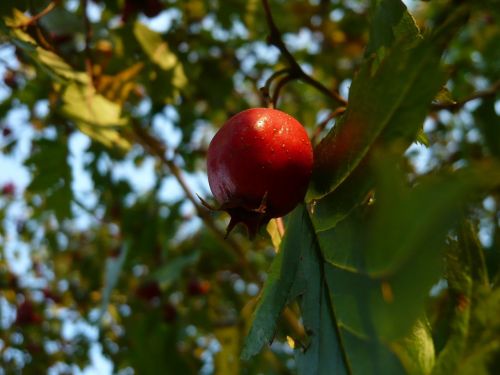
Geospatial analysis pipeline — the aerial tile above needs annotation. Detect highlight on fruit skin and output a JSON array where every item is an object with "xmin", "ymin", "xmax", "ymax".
[{"xmin": 205, "ymin": 108, "xmax": 313, "ymax": 238}]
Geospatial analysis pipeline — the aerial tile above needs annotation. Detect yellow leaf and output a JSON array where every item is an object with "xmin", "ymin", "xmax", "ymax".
[
  {"xmin": 266, "ymin": 219, "xmax": 283, "ymax": 251},
  {"xmin": 215, "ymin": 326, "xmax": 240, "ymax": 375},
  {"xmin": 286, "ymin": 335, "xmax": 296, "ymax": 349}
]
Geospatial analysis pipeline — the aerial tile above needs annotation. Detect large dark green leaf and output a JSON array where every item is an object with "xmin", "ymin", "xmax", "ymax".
[
  {"xmin": 366, "ymin": 0, "xmax": 420, "ymax": 57},
  {"xmin": 310, "ymin": 36, "xmax": 444, "ymax": 199},
  {"xmin": 241, "ymin": 205, "xmax": 307, "ymax": 360},
  {"xmin": 317, "ymin": 162, "xmax": 500, "ymax": 342},
  {"xmin": 293, "ymin": 210, "xmax": 348, "ymax": 375}
]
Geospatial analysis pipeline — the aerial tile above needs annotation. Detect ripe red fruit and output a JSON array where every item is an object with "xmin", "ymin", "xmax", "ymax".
[
  {"xmin": 1, "ymin": 182, "xmax": 15, "ymax": 196},
  {"xmin": 206, "ymin": 108, "xmax": 313, "ymax": 237},
  {"xmin": 15, "ymin": 300, "xmax": 42, "ymax": 326},
  {"xmin": 162, "ymin": 303, "xmax": 177, "ymax": 323},
  {"xmin": 187, "ymin": 279, "xmax": 211, "ymax": 296},
  {"xmin": 2, "ymin": 127, "xmax": 12, "ymax": 137},
  {"xmin": 3, "ymin": 70, "xmax": 17, "ymax": 89},
  {"xmin": 135, "ymin": 281, "xmax": 162, "ymax": 301}
]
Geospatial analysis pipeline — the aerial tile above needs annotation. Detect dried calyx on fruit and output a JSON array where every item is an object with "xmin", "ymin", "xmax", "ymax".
[{"xmin": 204, "ymin": 108, "xmax": 313, "ymax": 238}]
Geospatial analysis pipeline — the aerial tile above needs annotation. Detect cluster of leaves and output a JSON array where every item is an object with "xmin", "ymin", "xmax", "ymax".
[{"xmin": 0, "ymin": 0, "xmax": 499, "ymax": 374}]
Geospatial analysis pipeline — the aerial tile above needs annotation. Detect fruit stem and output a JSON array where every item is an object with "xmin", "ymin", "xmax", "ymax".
[
  {"xmin": 261, "ymin": 0, "xmax": 347, "ymax": 107},
  {"xmin": 13, "ymin": 1, "xmax": 58, "ymax": 28}
]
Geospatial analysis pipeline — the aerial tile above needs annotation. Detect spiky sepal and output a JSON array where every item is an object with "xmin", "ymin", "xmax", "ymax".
[{"xmin": 198, "ymin": 193, "xmax": 270, "ymax": 239}]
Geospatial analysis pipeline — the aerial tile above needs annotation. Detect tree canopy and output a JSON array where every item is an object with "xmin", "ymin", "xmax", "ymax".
[{"xmin": 0, "ymin": 0, "xmax": 499, "ymax": 373}]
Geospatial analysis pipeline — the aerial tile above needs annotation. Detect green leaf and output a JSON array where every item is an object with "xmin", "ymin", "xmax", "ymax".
[
  {"xmin": 293, "ymin": 211, "xmax": 349, "ymax": 375},
  {"xmin": 433, "ymin": 86, "xmax": 456, "ymax": 106},
  {"xmin": 26, "ymin": 138, "xmax": 73, "ymax": 221},
  {"xmin": 432, "ymin": 221, "xmax": 490, "ymax": 375},
  {"xmin": 151, "ymin": 251, "xmax": 201, "ymax": 287},
  {"xmin": 391, "ymin": 319, "xmax": 435, "ymax": 375},
  {"xmin": 317, "ymin": 161, "xmax": 500, "ymax": 343},
  {"xmin": 98, "ymin": 242, "xmax": 130, "ymax": 322},
  {"xmin": 123, "ymin": 310, "xmax": 191, "ymax": 373},
  {"xmin": 457, "ymin": 287, "xmax": 500, "ymax": 374},
  {"xmin": 366, "ymin": 0, "xmax": 420, "ymax": 57},
  {"xmin": 311, "ymin": 166, "xmax": 374, "ymax": 232},
  {"xmin": 241, "ymin": 205, "xmax": 307, "ymax": 360},
  {"xmin": 310, "ymin": 38, "xmax": 444, "ymax": 199},
  {"xmin": 475, "ymin": 97, "xmax": 500, "ymax": 158},
  {"xmin": 324, "ymin": 267, "xmax": 407, "ymax": 374}
]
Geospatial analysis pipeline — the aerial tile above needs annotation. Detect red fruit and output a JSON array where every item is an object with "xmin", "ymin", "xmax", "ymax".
[
  {"xmin": 135, "ymin": 281, "xmax": 162, "ymax": 301},
  {"xmin": 121, "ymin": 0, "xmax": 163, "ymax": 21},
  {"xmin": 142, "ymin": 0, "xmax": 164, "ymax": 18},
  {"xmin": 15, "ymin": 300, "xmax": 42, "ymax": 326},
  {"xmin": 163, "ymin": 303, "xmax": 177, "ymax": 323},
  {"xmin": 42, "ymin": 289, "xmax": 62, "ymax": 303},
  {"xmin": 49, "ymin": 32, "xmax": 73, "ymax": 46},
  {"xmin": 3, "ymin": 70, "xmax": 17, "ymax": 89},
  {"xmin": 187, "ymin": 279, "xmax": 211, "ymax": 296},
  {"xmin": 1, "ymin": 182, "xmax": 15, "ymax": 196},
  {"xmin": 2, "ymin": 127, "xmax": 12, "ymax": 137},
  {"xmin": 206, "ymin": 108, "xmax": 313, "ymax": 237}
]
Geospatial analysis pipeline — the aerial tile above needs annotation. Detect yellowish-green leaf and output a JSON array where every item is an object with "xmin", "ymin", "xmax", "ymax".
[
  {"xmin": 36, "ymin": 48, "xmax": 89, "ymax": 83},
  {"xmin": 172, "ymin": 63, "xmax": 188, "ymax": 89},
  {"xmin": 266, "ymin": 219, "xmax": 282, "ymax": 250},
  {"xmin": 214, "ymin": 326, "xmax": 240, "ymax": 375},
  {"xmin": 61, "ymin": 83, "xmax": 127, "ymax": 127},
  {"xmin": 391, "ymin": 319, "xmax": 435, "ymax": 375},
  {"xmin": 134, "ymin": 22, "xmax": 178, "ymax": 70},
  {"xmin": 77, "ymin": 123, "xmax": 131, "ymax": 151},
  {"xmin": 61, "ymin": 83, "xmax": 131, "ymax": 150}
]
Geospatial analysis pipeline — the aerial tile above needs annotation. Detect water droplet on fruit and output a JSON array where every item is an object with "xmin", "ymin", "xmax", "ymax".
[{"xmin": 255, "ymin": 118, "xmax": 266, "ymax": 130}]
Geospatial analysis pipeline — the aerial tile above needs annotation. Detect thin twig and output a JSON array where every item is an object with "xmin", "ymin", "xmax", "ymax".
[
  {"xmin": 14, "ymin": 1, "xmax": 58, "ymax": 28},
  {"xmin": 261, "ymin": 0, "xmax": 346, "ymax": 107},
  {"xmin": 81, "ymin": 0, "xmax": 96, "ymax": 88},
  {"xmin": 261, "ymin": 68, "xmax": 291, "ymax": 108},
  {"xmin": 431, "ymin": 80, "xmax": 500, "ymax": 111},
  {"xmin": 271, "ymin": 74, "xmax": 296, "ymax": 107}
]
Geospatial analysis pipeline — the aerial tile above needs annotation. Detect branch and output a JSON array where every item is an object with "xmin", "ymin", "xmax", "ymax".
[
  {"xmin": 260, "ymin": 68, "xmax": 291, "ymax": 107},
  {"xmin": 271, "ymin": 74, "xmax": 295, "ymax": 107},
  {"xmin": 261, "ymin": 0, "xmax": 346, "ymax": 107},
  {"xmin": 431, "ymin": 80, "xmax": 500, "ymax": 111},
  {"xmin": 81, "ymin": 0, "xmax": 96, "ymax": 87},
  {"xmin": 14, "ymin": 1, "xmax": 58, "ymax": 28}
]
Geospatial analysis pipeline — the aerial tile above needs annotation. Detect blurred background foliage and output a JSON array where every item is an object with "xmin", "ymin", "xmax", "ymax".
[{"xmin": 0, "ymin": 0, "xmax": 499, "ymax": 374}]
